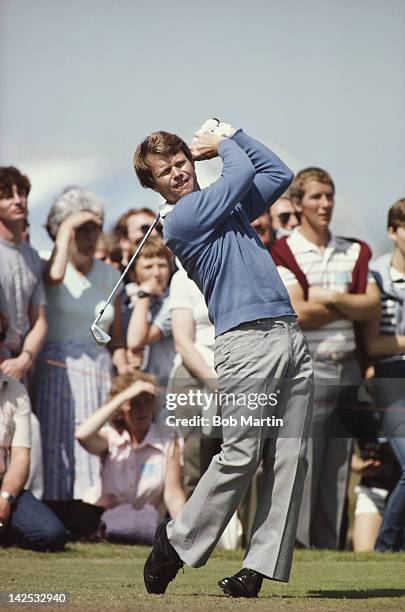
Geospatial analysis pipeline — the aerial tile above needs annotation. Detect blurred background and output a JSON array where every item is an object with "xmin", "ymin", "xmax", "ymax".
[{"xmin": 1, "ymin": 0, "xmax": 404, "ymax": 253}]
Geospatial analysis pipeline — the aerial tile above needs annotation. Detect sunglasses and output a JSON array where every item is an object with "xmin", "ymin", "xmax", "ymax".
[
  {"xmin": 139, "ymin": 224, "xmax": 163, "ymax": 237},
  {"xmin": 278, "ymin": 212, "xmax": 300, "ymax": 225}
]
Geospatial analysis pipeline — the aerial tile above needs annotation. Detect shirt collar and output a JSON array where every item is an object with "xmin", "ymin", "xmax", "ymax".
[
  {"xmin": 116, "ymin": 423, "xmax": 166, "ymax": 453},
  {"xmin": 0, "ymin": 236, "xmax": 20, "ymax": 249},
  {"xmin": 289, "ymin": 228, "xmax": 343, "ymax": 254},
  {"xmin": 158, "ymin": 201, "xmax": 176, "ymax": 221}
]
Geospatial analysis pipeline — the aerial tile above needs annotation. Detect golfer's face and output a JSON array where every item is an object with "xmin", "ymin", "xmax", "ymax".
[{"xmin": 147, "ymin": 151, "xmax": 197, "ymax": 203}]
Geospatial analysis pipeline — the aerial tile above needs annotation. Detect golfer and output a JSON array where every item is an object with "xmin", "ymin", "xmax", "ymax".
[{"xmin": 134, "ymin": 120, "xmax": 314, "ymax": 598}]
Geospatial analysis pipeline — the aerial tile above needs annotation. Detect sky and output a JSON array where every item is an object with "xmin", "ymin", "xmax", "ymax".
[{"xmin": 1, "ymin": 0, "xmax": 404, "ymax": 254}]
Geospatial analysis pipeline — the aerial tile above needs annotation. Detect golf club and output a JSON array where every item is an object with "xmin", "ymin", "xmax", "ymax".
[{"xmin": 90, "ymin": 213, "xmax": 161, "ymax": 345}]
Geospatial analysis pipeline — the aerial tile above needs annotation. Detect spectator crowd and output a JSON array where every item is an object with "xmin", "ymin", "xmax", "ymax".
[{"xmin": 0, "ymin": 155, "xmax": 404, "ymax": 554}]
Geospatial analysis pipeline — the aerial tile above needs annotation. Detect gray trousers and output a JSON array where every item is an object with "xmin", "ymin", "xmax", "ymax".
[
  {"xmin": 167, "ymin": 316, "xmax": 313, "ymax": 581},
  {"xmin": 296, "ymin": 356, "xmax": 359, "ymax": 549}
]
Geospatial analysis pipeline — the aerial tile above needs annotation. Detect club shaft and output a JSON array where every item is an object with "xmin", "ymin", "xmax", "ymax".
[{"xmin": 95, "ymin": 214, "xmax": 161, "ymax": 318}]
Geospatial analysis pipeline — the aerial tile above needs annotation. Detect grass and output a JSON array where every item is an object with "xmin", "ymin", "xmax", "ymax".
[{"xmin": 1, "ymin": 544, "xmax": 405, "ymax": 610}]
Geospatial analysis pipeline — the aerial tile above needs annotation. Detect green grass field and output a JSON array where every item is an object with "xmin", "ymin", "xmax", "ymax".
[{"xmin": 1, "ymin": 544, "xmax": 405, "ymax": 611}]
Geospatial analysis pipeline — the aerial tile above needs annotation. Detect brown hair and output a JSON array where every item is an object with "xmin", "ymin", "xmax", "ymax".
[
  {"xmin": 132, "ymin": 235, "xmax": 172, "ymax": 266},
  {"xmin": 388, "ymin": 198, "xmax": 405, "ymax": 230},
  {"xmin": 290, "ymin": 167, "xmax": 335, "ymax": 203},
  {"xmin": 0, "ymin": 166, "xmax": 31, "ymax": 199},
  {"xmin": 108, "ymin": 370, "xmax": 156, "ymax": 433},
  {"xmin": 133, "ymin": 131, "xmax": 193, "ymax": 189},
  {"xmin": 113, "ymin": 207, "xmax": 156, "ymax": 240},
  {"xmin": 96, "ymin": 232, "xmax": 122, "ymax": 264}
]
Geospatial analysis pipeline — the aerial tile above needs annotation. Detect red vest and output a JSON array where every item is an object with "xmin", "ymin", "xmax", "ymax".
[{"xmin": 270, "ymin": 236, "xmax": 372, "ymax": 299}]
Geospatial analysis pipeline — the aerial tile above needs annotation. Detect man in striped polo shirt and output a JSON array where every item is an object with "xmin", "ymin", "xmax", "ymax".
[{"xmin": 271, "ymin": 167, "xmax": 380, "ymax": 549}]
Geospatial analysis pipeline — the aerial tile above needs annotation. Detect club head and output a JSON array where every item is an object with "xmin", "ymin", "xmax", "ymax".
[{"xmin": 90, "ymin": 323, "xmax": 111, "ymax": 346}]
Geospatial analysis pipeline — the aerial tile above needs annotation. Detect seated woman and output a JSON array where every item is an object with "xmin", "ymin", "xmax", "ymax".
[{"xmin": 75, "ymin": 371, "xmax": 186, "ymax": 544}]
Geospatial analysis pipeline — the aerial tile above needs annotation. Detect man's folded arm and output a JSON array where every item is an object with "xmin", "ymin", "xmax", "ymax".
[{"xmin": 232, "ymin": 130, "xmax": 294, "ymax": 222}]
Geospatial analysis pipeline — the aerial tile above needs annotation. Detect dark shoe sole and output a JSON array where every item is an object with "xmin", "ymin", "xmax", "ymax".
[{"xmin": 217, "ymin": 577, "xmax": 259, "ymax": 598}]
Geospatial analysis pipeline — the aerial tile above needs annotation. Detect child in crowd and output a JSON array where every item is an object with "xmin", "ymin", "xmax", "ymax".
[{"xmin": 124, "ymin": 237, "xmax": 175, "ymax": 387}]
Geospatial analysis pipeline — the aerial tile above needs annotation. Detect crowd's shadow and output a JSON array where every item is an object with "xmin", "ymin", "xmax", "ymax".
[{"xmin": 307, "ymin": 589, "xmax": 405, "ymax": 599}]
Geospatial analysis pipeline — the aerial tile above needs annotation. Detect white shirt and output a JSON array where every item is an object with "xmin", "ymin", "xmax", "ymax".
[
  {"xmin": 169, "ymin": 267, "xmax": 215, "ymax": 369},
  {"xmin": 277, "ymin": 228, "xmax": 372, "ymax": 358},
  {"xmin": 0, "ymin": 373, "xmax": 31, "ymax": 481}
]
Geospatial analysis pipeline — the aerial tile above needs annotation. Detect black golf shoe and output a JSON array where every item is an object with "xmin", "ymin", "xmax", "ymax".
[
  {"xmin": 218, "ymin": 568, "xmax": 263, "ymax": 598},
  {"xmin": 143, "ymin": 518, "xmax": 183, "ymax": 594}
]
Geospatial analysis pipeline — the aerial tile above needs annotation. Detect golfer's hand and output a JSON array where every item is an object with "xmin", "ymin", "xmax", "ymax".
[
  {"xmin": 196, "ymin": 118, "xmax": 236, "ymax": 138},
  {"xmin": 190, "ymin": 132, "xmax": 225, "ymax": 161},
  {"xmin": 120, "ymin": 380, "xmax": 156, "ymax": 404}
]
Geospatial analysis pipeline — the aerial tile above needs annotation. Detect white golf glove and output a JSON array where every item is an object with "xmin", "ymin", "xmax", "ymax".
[{"xmin": 193, "ymin": 118, "xmax": 235, "ymax": 141}]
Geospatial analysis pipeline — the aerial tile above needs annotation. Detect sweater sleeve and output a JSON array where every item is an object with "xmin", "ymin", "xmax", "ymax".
[
  {"xmin": 164, "ymin": 138, "xmax": 255, "ymax": 242},
  {"xmin": 231, "ymin": 130, "xmax": 294, "ymax": 222}
]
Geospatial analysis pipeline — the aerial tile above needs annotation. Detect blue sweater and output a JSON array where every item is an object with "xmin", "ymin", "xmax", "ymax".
[{"xmin": 163, "ymin": 129, "xmax": 295, "ymax": 336}]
